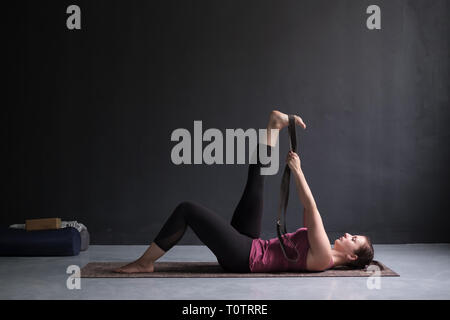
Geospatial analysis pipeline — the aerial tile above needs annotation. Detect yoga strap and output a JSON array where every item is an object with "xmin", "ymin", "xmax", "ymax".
[{"xmin": 276, "ymin": 115, "xmax": 300, "ymax": 263}]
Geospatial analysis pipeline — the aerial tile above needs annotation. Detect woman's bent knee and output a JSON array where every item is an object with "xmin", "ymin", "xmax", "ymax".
[{"xmin": 175, "ymin": 201, "xmax": 198, "ymax": 213}]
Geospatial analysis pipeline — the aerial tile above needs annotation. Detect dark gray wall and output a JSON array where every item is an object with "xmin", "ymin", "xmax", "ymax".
[{"xmin": 4, "ymin": 0, "xmax": 450, "ymax": 244}]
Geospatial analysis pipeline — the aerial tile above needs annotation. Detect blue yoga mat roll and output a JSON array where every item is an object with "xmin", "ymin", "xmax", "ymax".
[{"xmin": 0, "ymin": 227, "xmax": 81, "ymax": 256}]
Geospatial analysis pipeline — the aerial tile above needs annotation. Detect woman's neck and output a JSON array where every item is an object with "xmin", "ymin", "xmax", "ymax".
[{"xmin": 331, "ymin": 248, "xmax": 348, "ymax": 267}]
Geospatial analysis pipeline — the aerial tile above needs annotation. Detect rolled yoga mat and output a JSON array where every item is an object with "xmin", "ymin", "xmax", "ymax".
[{"xmin": 80, "ymin": 260, "xmax": 399, "ymax": 278}]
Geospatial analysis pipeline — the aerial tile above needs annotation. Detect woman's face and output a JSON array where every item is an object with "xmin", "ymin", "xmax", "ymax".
[{"xmin": 334, "ymin": 233, "xmax": 366, "ymax": 254}]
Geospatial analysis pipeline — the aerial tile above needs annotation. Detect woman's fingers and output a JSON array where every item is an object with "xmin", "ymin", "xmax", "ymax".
[
  {"xmin": 286, "ymin": 151, "xmax": 301, "ymax": 171},
  {"xmin": 286, "ymin": 153, "xmax": 292, "ymax": 162},
  {"xmin": 286, "ymin": 151, "xmax": 299, "ymax": 162}
]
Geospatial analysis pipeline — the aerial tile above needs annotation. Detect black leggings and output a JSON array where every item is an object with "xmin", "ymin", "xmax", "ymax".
[{"xmin": 153, "ymin": 143, "xmax": 272, "ymax": 272}]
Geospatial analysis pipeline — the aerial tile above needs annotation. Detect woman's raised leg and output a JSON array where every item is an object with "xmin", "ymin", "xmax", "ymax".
[
  {"xmin": 230, "ymin": 110, "xmax": 306, "ymax": 238},
  {"xmin": 229, "ymin": 142, "xmax": 271, "ymax": 239}
]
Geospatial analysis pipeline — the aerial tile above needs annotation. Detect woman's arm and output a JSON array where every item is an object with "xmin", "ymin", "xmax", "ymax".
[
  {"xmin": 292, "ymin": 166, "xmax": 317, "ymax": 211},
  {"xmin": 287, "ymin": 152, "xmax": 332, "ymax": 269}
]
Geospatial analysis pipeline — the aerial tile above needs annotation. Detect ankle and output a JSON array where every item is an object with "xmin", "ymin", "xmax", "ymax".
[{"xmin": 137, "ymin": 256, "xmax": 154, "ymax": 267}]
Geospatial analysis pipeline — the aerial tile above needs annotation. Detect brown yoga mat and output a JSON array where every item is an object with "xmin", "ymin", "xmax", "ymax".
[{"xmin": 80, "ymin": 260, "xmax": 399, "ymax": 278}]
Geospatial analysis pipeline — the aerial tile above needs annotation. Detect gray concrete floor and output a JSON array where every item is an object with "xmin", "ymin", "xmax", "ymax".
[{"xmin": 0, "ymin": 244, "xmax": 449, "ymax": 300}]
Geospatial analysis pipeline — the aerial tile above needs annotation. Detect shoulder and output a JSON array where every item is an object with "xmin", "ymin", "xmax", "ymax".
[{"xmin": 306, "ymin": 251, "xmax": 333, "ymax": 272}]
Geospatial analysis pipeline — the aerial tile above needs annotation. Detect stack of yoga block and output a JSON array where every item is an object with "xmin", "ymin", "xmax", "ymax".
[{"xmin": 0, "ymin": 218, "xmax": 90, "ymax": 256}]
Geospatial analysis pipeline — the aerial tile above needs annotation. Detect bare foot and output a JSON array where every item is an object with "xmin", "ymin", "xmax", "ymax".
[
  {"xmin": 268, "ymin": 110, "xmax": 307, "ymax": 130},
  {"xmin": 113, "ymin": 260, "xmax": 154, "ymax": 273}
]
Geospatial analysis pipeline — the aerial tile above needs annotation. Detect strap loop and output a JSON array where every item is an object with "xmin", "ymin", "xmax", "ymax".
[{"xmin": 276, "ymin": 115, "xmax": 300, "ymax": 263}]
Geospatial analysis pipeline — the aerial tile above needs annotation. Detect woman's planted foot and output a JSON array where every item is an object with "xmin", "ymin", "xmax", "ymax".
[
  {"xmin": 113, "ymin": 259, "xmax": 154, "ymax": 273},
  {"xmin": 268, "ymin": 110, "xmax": 307, "ymax": 131}
]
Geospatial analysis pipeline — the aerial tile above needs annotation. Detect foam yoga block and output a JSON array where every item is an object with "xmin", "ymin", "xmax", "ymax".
[
  {"xmin": 0, "ymin": 227, "xmax": 81, "ymax": 256},
  {"xmin": 25, "ymin": 217, "xmax": 62, "ymax": 231}
]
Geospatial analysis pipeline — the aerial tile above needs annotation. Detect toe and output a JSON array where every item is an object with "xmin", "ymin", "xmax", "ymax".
[{"xmin": 295, "ymin": 116, "xmax": 306, "ymax": 129}]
